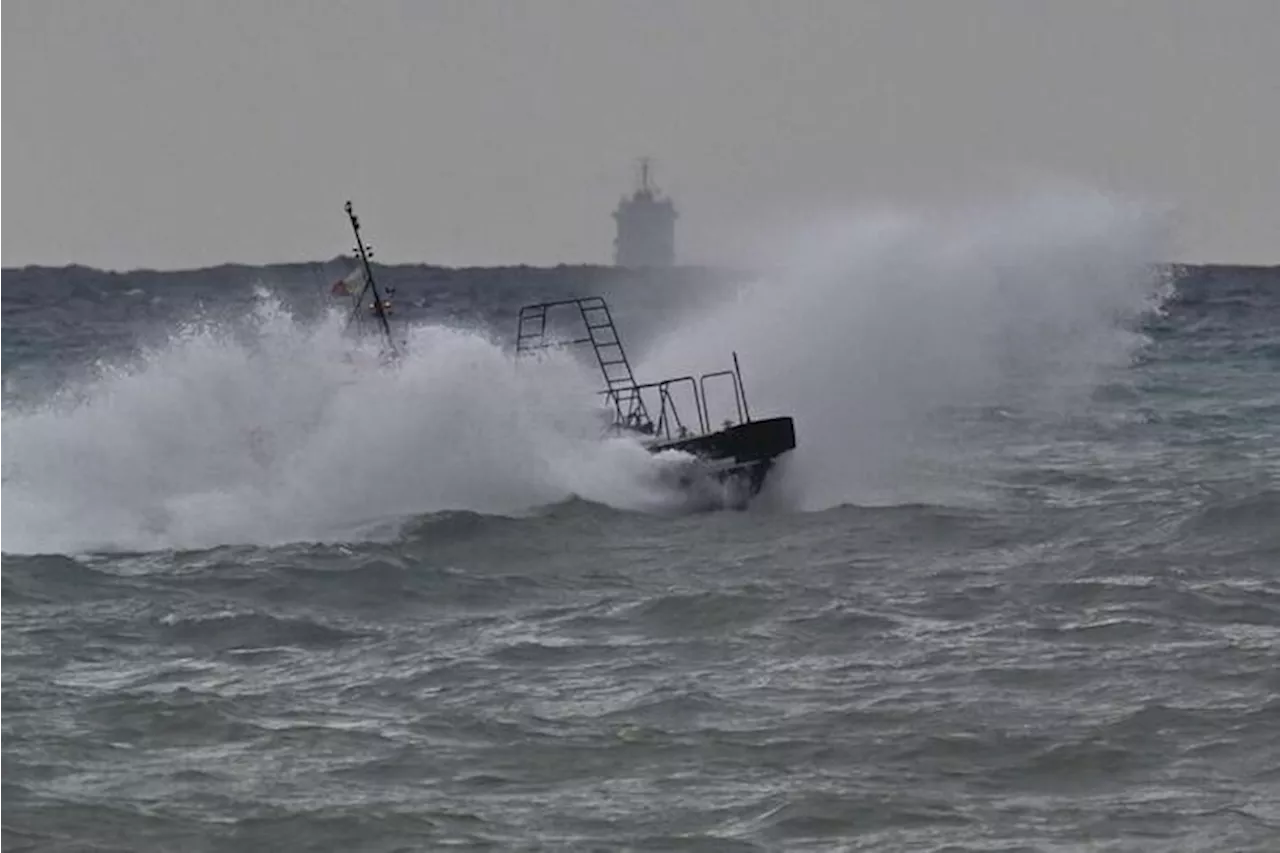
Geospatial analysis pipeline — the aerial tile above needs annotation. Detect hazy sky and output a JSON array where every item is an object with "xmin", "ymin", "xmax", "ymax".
[{"xmin": 4, "ymin": 0, "xmax": 1278, "ymax": 270}]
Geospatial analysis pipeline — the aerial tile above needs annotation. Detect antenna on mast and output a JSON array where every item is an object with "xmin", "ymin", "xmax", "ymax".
[
  {"xmin": 634, "ymin": 156, "xmax": 657, "ymax": 197},
  {"xmin": 343, "ymin": 200, "xmax": 398, "ymax": 360}
]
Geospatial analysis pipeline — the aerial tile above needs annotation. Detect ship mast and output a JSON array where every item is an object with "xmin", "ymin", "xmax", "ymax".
[
  {"xmin": 343, "ymin": 200, "xmax": 398, "ymax": 360},
  {"xmin": 639, "ymin": 156, "xmax": 652, "ymax": 195}
]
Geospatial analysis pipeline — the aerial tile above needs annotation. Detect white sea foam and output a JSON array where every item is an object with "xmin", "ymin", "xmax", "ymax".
[{"xmin": 1, "ymin": 293, "xmax": 691, "ymax": 553}]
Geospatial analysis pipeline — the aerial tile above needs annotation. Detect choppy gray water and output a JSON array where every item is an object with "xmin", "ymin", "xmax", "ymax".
[{"xmin": 4, "ymin": 201, "xmax": 1279, "ymax": 850}]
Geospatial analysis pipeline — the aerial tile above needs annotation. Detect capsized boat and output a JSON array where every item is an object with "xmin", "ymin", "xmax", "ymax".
[{"xmin": 515, "ymin": 297, "xmax": 797, "ymax": 502}]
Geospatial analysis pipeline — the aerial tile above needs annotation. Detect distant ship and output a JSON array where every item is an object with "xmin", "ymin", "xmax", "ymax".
[{"xmin": 612, "ymin": 158, "xmax": 677, "ymax": 268}]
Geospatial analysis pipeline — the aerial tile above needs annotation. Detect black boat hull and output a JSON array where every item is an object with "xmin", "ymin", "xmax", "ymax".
[{"xmin": 648, "ymin": 416, "xmax": 796, "ymax": 501}]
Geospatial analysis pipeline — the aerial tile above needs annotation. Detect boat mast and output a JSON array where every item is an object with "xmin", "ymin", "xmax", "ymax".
[{"xmin": 344, "ymin": 200, "xmax": 398, "ymax": 359}]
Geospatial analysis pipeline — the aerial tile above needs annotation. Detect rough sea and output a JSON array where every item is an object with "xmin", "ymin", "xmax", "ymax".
[{"xmin": 4, "ymin": 193, "xmax": 1278, "ymax": 851}]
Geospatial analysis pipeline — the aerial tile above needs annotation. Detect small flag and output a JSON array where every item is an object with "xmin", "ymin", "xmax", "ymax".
[{"xmin": 331, "ymin": 266, "xmax": 365, "ymax": 296}]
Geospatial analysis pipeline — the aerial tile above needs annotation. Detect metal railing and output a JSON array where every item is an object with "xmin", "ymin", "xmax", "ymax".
[
  {"xmin": 516, "ymin": 297, "xmax": 756, "ymax": 443},
  {"xmin": 600, "ymin": 360, "xmax": 753, "ymax": 443}
]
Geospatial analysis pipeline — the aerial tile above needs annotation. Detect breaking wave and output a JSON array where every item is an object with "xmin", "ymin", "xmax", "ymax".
[
  {"xmin": 2, "ymin": 185, "xmax": 1173, "ymax": 553},
  {"xmin": 1, "ymin": 296, "xmax": 695, "ymax": 554}
]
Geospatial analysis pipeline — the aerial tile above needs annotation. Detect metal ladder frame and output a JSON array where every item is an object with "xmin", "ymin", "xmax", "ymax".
[{"xmin": 515, "ymin": 297, "xmax": 652, "ymax": 428}]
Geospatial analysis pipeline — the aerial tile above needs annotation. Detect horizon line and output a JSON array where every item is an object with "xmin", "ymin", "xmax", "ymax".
[{"xmin": 4, "ymin": 256, "xmax": 1277, "ymax": 277}]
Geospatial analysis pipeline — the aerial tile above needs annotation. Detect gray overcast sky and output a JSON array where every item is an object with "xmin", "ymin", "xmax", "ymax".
[{"xmin": 3, "ymin": 0, "xmax": 1278, "ymax": 270}]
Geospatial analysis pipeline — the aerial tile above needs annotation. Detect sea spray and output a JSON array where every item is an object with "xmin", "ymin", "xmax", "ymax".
[
  {"xmin": 639, "ymin": 186, "xmax": 1172, "ymax": 510},
  {"xmin": 1, "ymin": 292, "xmax": 692, "ymax": 554},
  {"xmin": 2, "ymin": 187, "xmax": 1175, "ymax": 552}
]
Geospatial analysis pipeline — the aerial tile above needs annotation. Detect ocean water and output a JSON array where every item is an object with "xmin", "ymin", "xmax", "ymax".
[{"xmin": 3, "ymin": 191, "xmax": 1279, "ymax": 851}]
